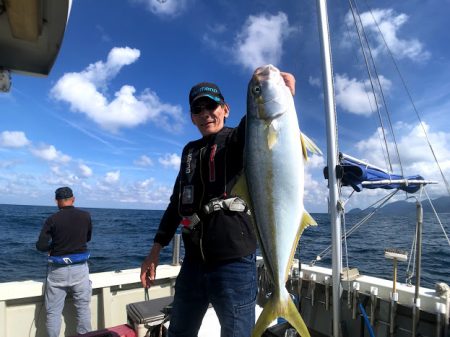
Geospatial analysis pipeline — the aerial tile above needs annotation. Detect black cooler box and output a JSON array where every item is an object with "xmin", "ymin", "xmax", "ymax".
[{"xmin": 126, "ymin": 296, "xmax": 174, "ymax": 337}]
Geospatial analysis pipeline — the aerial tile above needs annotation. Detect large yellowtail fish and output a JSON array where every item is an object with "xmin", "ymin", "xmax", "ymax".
[{"xmin": 233, "ymin": 65, "xmax": 320, "ymax": 337}]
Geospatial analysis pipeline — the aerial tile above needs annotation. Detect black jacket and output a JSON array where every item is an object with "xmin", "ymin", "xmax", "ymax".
[
  {"xmin": 36, "ymin": 206, "xmax": 92, "ymax": 256},
  {"xmin": 154, "ymin": 119, "xmax": 256, "ymax": 263}
]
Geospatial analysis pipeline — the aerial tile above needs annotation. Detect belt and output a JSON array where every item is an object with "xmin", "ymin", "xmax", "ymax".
[
  {"xmin": 48, "ymin": 252, "xmax": 90, "ymax": 265},
  {"xmin": 181, "ymin": 197, "xmax": 250, "ymax": 230}
]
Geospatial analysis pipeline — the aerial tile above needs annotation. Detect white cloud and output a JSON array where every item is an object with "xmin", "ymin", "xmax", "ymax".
[
  {"xmin": 304, "ymin": 154, "xmax": 328, "ymax": 212},
  {"xmin": 105, "ymin": 170, "xmax": 120, "ymax": 184},
  {"xmin": 127, "ymin": 180, "xmax": 172, "ymax": 205},
  {"xmin": 207, "ymin": 23, "xmax": 227, "ymax": 34},
  {"xmin": 354, "ymin": 122, "xmax": 450, "ymax": 197},
  {"xmin": 132, "ymin": 0, "xmax": 188, "ymax": 18},
  {"xmin": 88, "ymin": 177, "xmax": 172, "ymax": 207},
  {"xmin": 136, "ymin": 178, "xmax": 155, "ymax": 189},
  {"xmin": 81, "ymin": 181, "xmax": 93, "ymax": 191},
  {"xmin": 0, "ymin": 131, "xmax": 30, "ymax": 148},
  {"xmin": 30, "ymin": 144, "xmax": 71, "ymax": 163},
  {"xmin": 345, "ymin": 9, "xmax": 430, "ymax": 62},
  {"xmin": 308, "ymin": 76, "xmax": 321, "ymax": 88},
  {"xmin": 0, "ymin": 160, "xmax": 18, "ymax": 169},
  {"xmin": 95, "ymin": 25, "xmax": 111, "ymax": 43},
  {"xmin": 158, "ymin": 153, "xmax": 180, "ymax": 170},
  {"xmin": 306, "ymin": 153, "xmax": 325, "ymax": 169},
  {"xmin": 50, "ymin": 166, "xmax": 62, "ymax": 175},
  {"xmin": 335, "ymin": 74, "xmax": 391, "ymax": 116},
  {"xmin": 134, "ymin": 155, "xmax": 153, "ymax": 167},
  {"xmin": 39, "ymin": 165, "xmax": 82, "ymax": 188},
  {"xmin": 233, "ymin": 12, "xmax": 295, "ymax": 70},
  {"xmin": 51, "ymin": 47, "xmax": 184, "ymax": 133},
  {"xmin": 86, "ymin": 46, "xmax": 141, "ymax": 87},
  {"xmin": 79, "ymin": 164, "xmax": 93, "ymax": 178}
]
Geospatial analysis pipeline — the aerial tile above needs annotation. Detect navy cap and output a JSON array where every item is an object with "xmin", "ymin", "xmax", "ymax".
[
  {"xmin": 55, "ymin": 187, "xmax": 73, "ymax": 200},
  {"xmin": 189, "ymin": 82, "xmax": 225, "ymax": 107}
]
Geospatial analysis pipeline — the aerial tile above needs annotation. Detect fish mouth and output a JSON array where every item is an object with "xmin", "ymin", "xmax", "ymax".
[
  {"xmin": 252, "ymin": 64, "xmax": 287, "ymax": 120},
  {"xmin": 254, "ymin": 64, "xmax": 280, "ymax": 80}
]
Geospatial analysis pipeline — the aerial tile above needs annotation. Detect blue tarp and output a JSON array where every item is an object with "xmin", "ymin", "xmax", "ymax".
[{"xmin": 324, "ymin": 154, "xmax": 425, "ymax": 193}]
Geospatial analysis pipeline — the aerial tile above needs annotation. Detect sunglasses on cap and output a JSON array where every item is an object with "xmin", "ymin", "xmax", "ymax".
[{"xmin": 191, "ymin": 101, "xmax": 221, "ymax": 115}]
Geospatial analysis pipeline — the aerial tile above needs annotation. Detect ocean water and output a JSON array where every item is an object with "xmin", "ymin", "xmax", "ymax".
[{"xmin": 0, "ymin": 204, "xmax": 449, "ymax": 289}]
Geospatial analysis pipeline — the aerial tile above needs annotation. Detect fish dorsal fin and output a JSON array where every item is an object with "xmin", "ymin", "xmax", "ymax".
[{"xmin": 300, "ymin": 132, "xmax": 322, "ymax": 161}]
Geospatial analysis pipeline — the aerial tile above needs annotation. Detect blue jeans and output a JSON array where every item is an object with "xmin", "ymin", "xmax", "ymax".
[
  {"xmin": 45, "ymin": 262, "xmax": 92, "ymax": 337},
  {"xmin": 168, "ymin": 254, "xmax": 257, "ymax": 337}
]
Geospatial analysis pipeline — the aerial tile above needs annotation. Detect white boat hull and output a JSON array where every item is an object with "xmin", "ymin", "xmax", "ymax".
[{"xmin": 0, "ymin": 261, "xmax": 448, "ymax": 337}]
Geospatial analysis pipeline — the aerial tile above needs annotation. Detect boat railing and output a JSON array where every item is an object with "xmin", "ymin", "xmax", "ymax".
[{"xmin": 0, "ymin": 235, "xmax": 183, "ymax": 337}]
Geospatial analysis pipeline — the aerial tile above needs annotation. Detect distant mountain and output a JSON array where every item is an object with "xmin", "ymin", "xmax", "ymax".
[{"xmin": 348, "ymin": 196, "xmax": 450, "ymax": 215}]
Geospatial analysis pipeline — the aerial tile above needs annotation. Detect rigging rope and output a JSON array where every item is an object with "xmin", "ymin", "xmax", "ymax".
[
  {"xmin": 405, "ymin": 190, "xmax": 424, "ymax": 285},
  {"xmin": 324, "ymin": 0, "xmax": 449, "ymax": 289},
  {"xmin": 311, "ymin": 189, "xmax": 399, "ymax": 265},
  {"xmin": 341, "ymin": 207, "xmax": 353, "ymax": 303},
  {"xmin": 357, "ymin": 0, "xmax": 405, "ymax": 176},
  {"xmin": 362, "ymin": 0, "xmax": 450, "ymax": 197},
  {"xmin": 405, "ymin": 225, "xmax": 417, "ymax": 286},
  {"xmin": 424, "ymin": 188, "xmax": 450, "ymax": 246},
  {"xmin": 348, "ymin": 0, "xmax": 406, "ymax": 175},
  {"xmin": 341, "ymin": 4, "xmax": 391, "ymax": 173}
]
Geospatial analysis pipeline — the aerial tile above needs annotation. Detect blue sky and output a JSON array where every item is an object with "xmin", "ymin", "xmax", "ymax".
[{"xmin": 1, "ymin": 0, "xmax": 449, "ymax": 212}]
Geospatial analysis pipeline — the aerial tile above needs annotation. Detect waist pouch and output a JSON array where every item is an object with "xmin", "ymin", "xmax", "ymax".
[{"xmin": 48, "ymin": 252, "xmax": 90, "ymax": 265}]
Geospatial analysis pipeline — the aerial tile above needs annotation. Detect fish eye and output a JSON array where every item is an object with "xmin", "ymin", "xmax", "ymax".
[{"xmin": 252, "ymin": 85, "xmax": 261, "ymax": 95}]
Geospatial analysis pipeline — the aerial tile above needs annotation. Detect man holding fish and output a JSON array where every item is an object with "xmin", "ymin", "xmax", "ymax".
[{"xmin": 141, "ymin": 65, "xmax": 317, "ymax": 337}]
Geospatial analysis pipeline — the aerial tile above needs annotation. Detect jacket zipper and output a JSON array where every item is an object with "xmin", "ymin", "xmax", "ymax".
[{"xmin": 198, "ymin": 146, "xmax": 206, "ymax": 261}]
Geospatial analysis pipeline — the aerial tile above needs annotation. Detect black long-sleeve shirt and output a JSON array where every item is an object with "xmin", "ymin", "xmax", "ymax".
[
  {"xmin": 36, "ymin": 206, "xmax": 92, "ymax": 256},
  {"xmin": 154, "ymin": 119, "xmax": 257, "ymax": 263}
]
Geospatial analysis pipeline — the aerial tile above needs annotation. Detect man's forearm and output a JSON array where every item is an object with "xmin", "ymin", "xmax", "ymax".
[{"xmin": 36, "ymin": 235, "xmax": 51, "ymax": 252}]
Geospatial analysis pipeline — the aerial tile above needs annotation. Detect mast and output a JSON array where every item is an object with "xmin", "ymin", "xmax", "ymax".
[{"xmin": 316, "ymin": 1, "xmax": 342, "ymax": 336}]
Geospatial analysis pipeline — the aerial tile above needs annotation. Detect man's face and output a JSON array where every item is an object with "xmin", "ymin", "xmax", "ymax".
[{"xmin": 190, "ymin": 98, "xmax": 229, "ymax": 136}]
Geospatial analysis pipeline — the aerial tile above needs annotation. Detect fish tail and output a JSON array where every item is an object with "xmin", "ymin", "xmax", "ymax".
[
  {"xmin": 252, "ymin": 289, "xmax": 310, "ymax": 337},
  {"xmin": 283, "ymin": 292, "xmax": 311, "ymax": 337}
]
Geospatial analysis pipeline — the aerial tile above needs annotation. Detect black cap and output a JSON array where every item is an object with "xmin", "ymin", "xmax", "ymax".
[
  {"xmin": 55, "ymin": 187, "xmax": 73, "ymax": 200},
  {"xmin": 189, "ymin": 82, "xmax": 225, "ymax": 107}
]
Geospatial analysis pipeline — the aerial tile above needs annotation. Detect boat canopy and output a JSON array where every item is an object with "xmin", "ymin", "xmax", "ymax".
[
  {"xmin": 0, "ymin": 0, "xmax": 71, "ymax": 77},
  {"xmin": 324, "ymin": 153, "xmax": 426, "ymax": 193}
]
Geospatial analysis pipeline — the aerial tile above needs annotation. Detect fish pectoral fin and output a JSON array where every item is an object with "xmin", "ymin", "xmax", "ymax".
[
  {"xmin": 268, "ymin": 122, "xmax": 278, "ymax": 149},
  {"xmin": 300, "ymin": 132, "xmax": 322, "ymax": 161}
]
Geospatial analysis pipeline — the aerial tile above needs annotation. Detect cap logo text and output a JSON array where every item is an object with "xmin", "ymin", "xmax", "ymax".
[{"xmin": 191, "ymin": 86, "xmax": 219, "ymax": 97}]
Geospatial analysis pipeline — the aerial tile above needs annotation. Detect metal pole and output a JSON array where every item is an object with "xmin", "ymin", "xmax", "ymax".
[
  {"xmin": 414, "ymin": 201, "xmax": 423, "ymax": 300},
  {"xmin": 316, "ymin": 0, "xmax": 342, "ymax": 336},
  {"xmin": 413, "ymin": 201, "xmax": 423, "ymax": 336}
]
